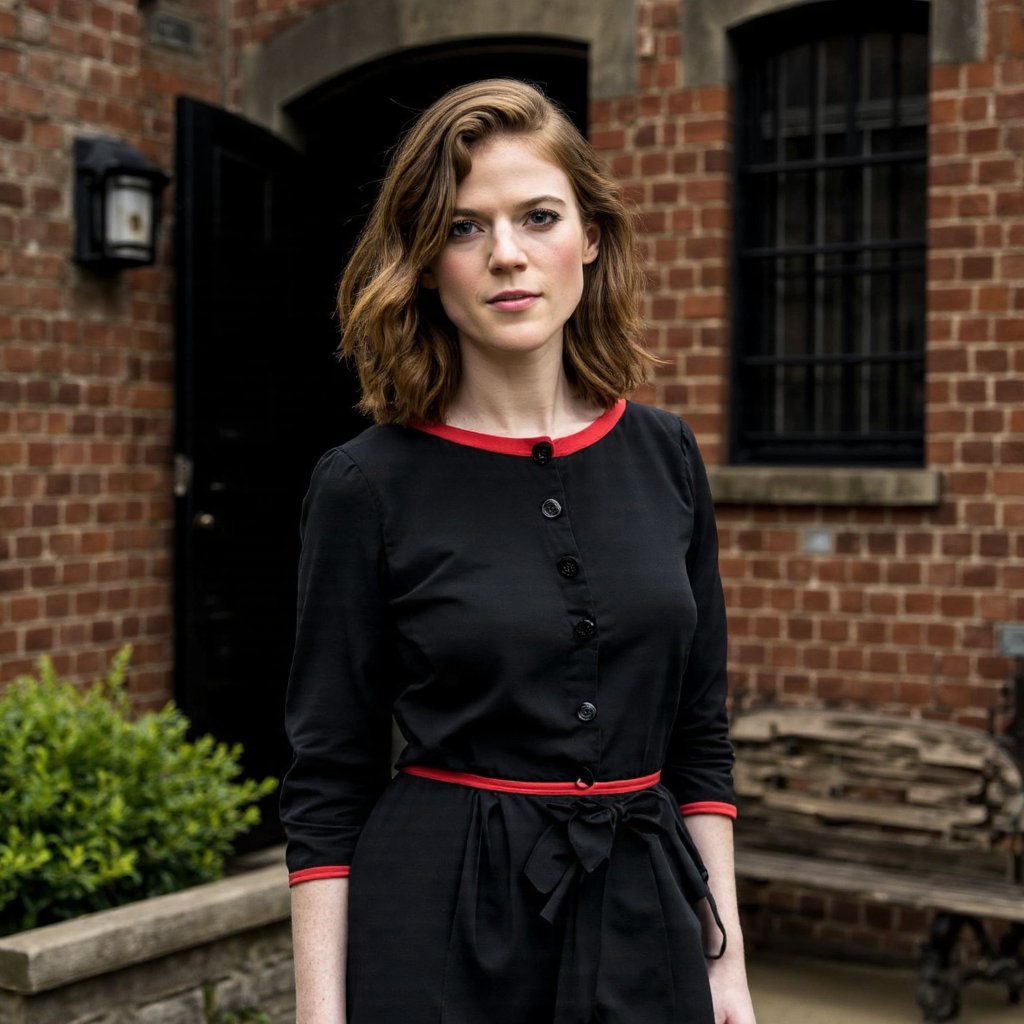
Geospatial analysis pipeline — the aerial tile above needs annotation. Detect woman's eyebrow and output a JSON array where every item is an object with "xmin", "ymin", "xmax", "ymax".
[{"xmin": 452, "ymin": 195, "xmax": 569, "ymax": 218}]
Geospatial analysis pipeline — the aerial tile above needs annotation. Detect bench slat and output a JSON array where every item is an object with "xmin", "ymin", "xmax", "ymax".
[
  {"xmin": 757, "ymin": 788, "xmax": 990, "ymax": 831},
  {"xmin": 736, "ymin": 849, "xmax": 1024, "ymax": 922}
]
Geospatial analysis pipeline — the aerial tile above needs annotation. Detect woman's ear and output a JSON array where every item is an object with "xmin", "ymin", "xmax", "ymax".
[
  {"xmin": 421, "ymin": 267, "xmax": 438, "ymax": 289},
  {"xmin": 582, "ymin": 222, "xmax": 600, "ymax": 265}
]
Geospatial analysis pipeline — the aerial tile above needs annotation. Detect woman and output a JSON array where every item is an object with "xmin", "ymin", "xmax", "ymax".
[{"xmin": 281, "ymin": 79, "xmax": 756, "ymax": 1024}]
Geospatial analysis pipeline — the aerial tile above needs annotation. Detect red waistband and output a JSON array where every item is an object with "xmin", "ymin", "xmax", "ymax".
[{"xmin": 400, "ymin": 765, "xmax": 662, "ymax": 795}]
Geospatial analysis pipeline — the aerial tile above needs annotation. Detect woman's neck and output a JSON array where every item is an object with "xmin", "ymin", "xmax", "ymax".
[{"xmin": 446, "ymin": 344, "xmax": 601, "ymax": 438}]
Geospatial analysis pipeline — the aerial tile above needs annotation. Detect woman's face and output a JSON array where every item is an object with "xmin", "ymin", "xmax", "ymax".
[{"xmin": 422, "ymin": 135, "xmax": 600, "ymax": 364}]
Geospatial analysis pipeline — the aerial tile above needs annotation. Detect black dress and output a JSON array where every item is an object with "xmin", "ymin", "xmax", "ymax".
[{"xmin": 280, "ymin": 399, "xmax": 737, "ymax": 1024}]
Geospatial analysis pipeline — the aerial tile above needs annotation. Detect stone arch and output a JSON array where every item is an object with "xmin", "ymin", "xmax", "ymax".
[
  {"xmin": 242, "ymin": 0, "xmax": 636, "ymax": 138},
  {"xmin": 682, "ymin": 0, "xmax": 986, "ymax": 87}
]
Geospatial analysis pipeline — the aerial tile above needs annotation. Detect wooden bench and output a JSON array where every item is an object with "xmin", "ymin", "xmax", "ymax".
[{"xmin": 731, "ymin": 708, "xmax": 1024, "ymax": 1022}]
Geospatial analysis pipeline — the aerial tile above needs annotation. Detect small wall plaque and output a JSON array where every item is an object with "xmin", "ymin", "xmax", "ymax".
[
  {"xmin": 996, "ymin": 623, "xmax": 1024, "ymax": 657},
  {"xmin": 150, "ymin": 13, "xmax": 198, "ymax": 54},
  {"xmin": 802, "ymin": 528, "xmax": 834, "ymax": 555}
]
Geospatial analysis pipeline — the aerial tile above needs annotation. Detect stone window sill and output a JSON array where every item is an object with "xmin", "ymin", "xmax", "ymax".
[{"xmin": 706, "ymin": 467, "xmax": 944, "ymax": 507}]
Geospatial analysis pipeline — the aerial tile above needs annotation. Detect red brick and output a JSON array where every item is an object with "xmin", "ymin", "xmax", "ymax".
[
  {"xmin": 978, "ymin": 159, "xmax": 1019, "ymax": 185},
  {"xmin": 965, "ymin": 128, "xmax": 999, "ymax": 158},
  {"xmin": 961, "ymin": 96, "xmax": 990, "ymax": 123},
  {"xmin": 955, "ymin": 191, "xmax": 991, "ymax": 217},
  {"xmin": 995, "ymin": 90, "xmax": 1024, "ymax": 120},
  {"xmin": 966, "ymin": 64, "xmax": 995, "ymax": 89},
  {"xmin": 931, "ymin": 161, "xmax": 972, "ymax": 187},
  {"xmin": 929, "ymin": 224, "xmax": 976, "ymax": 249},
  {"xmin": 931, "ymin": 65, "xmax": 962, "ymax": 92}
]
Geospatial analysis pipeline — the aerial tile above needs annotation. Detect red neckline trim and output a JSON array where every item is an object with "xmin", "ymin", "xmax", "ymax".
[{"xmin": 412, "ymin": 398, "xmax": 626, "ymax": 457}]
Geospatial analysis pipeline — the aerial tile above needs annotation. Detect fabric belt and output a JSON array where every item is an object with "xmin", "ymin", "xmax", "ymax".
[
  {"xmin": 401, "ymin": 763, "xmax": 727, "ymax": 1022},
  {"xmin": 400, "ymin": 764, "xmax": 661, "ymax": 795}
]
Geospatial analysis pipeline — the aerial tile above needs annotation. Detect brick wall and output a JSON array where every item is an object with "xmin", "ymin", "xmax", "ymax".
[
  {"xmin": 589, "ymin": 0, "xmax": 1023, "ymax": 738},
  {"xmin": 0, "ymin": 0, "xmax": 222, "ymax": 705}
]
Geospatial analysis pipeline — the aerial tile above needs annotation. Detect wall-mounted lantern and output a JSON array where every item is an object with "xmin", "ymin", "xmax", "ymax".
[{"xmin": 73, "ymin": 136, "xmax": 170, "ymax": 271}]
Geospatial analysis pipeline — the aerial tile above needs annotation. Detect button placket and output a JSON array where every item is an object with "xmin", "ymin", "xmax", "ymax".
[{"xmin": 532, "ymin": 452, "xmax": 600, "ymax": 772}]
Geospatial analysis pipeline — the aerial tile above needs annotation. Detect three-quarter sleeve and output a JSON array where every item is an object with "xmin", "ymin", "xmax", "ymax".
[
  {"xmin": 662, "ymin": 420, "xmax": 737, "ymax": 819},
  {"xmin": 279, "ymin": 447, "xmax": 395, "ymax": 885}
]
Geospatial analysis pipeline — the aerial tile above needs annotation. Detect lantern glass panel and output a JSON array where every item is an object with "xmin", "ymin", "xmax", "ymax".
[{"xmin": 105, "ymin": 174, "xmax": 152, "ymax": 258}]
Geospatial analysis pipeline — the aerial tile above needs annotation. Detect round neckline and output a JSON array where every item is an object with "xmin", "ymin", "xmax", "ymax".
[{"xmin": 412, "ymin": 398, "xmax": 626, "ymax": 457}]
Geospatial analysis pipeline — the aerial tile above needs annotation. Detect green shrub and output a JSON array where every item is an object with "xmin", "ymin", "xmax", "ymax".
[{"xmin": 0, "ymin": 646, "xmax": 277, "ymax": 936}]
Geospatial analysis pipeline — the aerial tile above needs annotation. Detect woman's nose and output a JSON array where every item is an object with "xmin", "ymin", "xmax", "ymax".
[{"xmin": 488, "ymin": 224, "xmax": 527, "ymax": 272}]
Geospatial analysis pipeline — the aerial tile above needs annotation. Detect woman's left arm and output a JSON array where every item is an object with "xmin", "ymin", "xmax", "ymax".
[{"xmin": 686, "ymin": 813, "xmax": 758, "ymax": 1024}]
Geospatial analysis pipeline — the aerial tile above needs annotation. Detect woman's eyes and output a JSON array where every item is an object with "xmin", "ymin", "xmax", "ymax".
[{"xmin": 448, "ymin": 209, "xmax": 562, "ymax": 238}]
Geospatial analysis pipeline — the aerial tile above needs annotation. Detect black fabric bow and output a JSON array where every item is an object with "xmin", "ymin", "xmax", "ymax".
[{"xmin": 521, "ymin": 787, "xmax": 727, "ymax": 1023}]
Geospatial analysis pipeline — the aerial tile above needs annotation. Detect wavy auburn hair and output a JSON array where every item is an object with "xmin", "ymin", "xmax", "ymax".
[{"xmin": 337, "ymin": 78, "xmax": 650, "ymax": 425}]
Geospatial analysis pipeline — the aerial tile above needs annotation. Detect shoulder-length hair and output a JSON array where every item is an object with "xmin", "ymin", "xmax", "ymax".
[{"xmin": 337, "ymin": 78, "xmax": 650, "ymax": 425}]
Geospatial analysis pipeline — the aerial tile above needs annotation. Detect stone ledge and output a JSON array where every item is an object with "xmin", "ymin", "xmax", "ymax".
[
  {"xmin": 707, "ymin": 467, "xmax": 944, "ymax": 507},
  {"xmin": 0, "ymin": 853, "xmax": 290, "ymax": 996}
]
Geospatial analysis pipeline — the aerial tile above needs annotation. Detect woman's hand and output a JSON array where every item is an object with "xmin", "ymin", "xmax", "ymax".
[
  {"xmin": 683, "ymin": 814, "xmax": 758, "ymax": 1024},
  {"xmin": 708, "ymin": 949, "xmax": 757, "ymax": 1024}
]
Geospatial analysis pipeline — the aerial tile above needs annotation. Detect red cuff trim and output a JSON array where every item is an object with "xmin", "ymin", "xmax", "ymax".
[
  {"xmin": 288, "ymin": 865, "xmax": 350, "ymax": 887},
  {"xmin": 679, "ymin": 801, "xmax": 738, "ymax": 819}
]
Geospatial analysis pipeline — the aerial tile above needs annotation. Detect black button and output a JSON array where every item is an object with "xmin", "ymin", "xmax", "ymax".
[
  {"xmin": 575, "ymin": 766, "xmax": 595, "ymax": 789},
  {"xmin": 576, "ymin": 701, "xmax": 597, "ymax": 722},
  {"xmin": 532, "ymin": 441, "xmax": 553, "ymax": 465},
  {"xmin": 573, "ymin": 618, "xmax": 596, "ymax": 641},
  {"xmin": 557, "ymin": 558, "xmax": 579, "ymax": 578},
  {"xmin": 541, "ymin": 498, "xmax": 562, "ymax": 519}
]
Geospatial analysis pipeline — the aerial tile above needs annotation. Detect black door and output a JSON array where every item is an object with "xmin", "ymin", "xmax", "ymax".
[{"xmin": 174, "ymin": 98, "xmax": 364, "ymax": 845}]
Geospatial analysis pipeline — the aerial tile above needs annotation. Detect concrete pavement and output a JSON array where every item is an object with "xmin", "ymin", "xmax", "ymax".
[{"xmin": 747, "ymin": 951, "xmax": 1020, "ymax": 1024}]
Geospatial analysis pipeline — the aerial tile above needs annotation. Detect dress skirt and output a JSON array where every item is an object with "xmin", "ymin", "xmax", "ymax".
[{"xmin": 346, "ymin": 773, "xmax": 717, "ymax": 1024}]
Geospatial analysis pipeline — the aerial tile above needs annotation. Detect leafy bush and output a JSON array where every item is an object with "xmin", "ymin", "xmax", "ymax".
[{"xmin": 0, "ymin": 646, "xmax": 277, "ymax": 936}]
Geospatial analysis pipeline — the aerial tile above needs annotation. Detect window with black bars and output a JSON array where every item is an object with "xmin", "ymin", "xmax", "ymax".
[{"xmin": 731, "ymin": 6, "xmax": 929, "ymax": 465}]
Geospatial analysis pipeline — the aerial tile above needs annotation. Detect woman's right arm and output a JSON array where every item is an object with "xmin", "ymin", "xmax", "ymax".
[
  {"xmin": 281, "ymin": 448, "xmax": 393, "ymax": 1023},
  {"xmin": 292, "ymin": 878, "xmax": 349, "ymax": 1024}
]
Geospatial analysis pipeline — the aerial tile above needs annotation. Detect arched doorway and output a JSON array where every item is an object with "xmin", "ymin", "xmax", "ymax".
[{"xmin": 174, "ymin": 37, "xmax": 590, "ymax": 848}]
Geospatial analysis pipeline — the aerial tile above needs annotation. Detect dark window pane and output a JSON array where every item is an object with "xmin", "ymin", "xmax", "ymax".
[
  {"xmin": 781, "ymin": 46, "xmax": 814, "ymax": 160},
  {"xmin": 899, "ymin": 157, "xmax": 927, "ymax": 239},
  {"xmin": 867, "ymin": 162, "xmax": 892, "ymax": 240},
  {"xmin": 780, "ymin": 260, "xmax": 808, "ymax": 356},
  {"xmin": 822, "ymin": 168, "xmax": 846, "ymax": 242},
  {"xmin": 901, "ymin": 32, "xmax": 929, "ymax": 98},
  {"xmin": 899, "ymin": 271, "xmax": 926, "ymax": 352},
  {"xmin": 781, "ymin": 171, "xmax": 810, "ymax": 244},
  {"xmin": 865, "ymin": 32, "xmax": 894, "ymax": 102},
  {"xmin": 823, "ymin": 35, "xmax": 849, "ymax": 110}
]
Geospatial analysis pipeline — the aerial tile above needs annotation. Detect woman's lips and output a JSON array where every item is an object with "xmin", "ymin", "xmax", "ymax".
[{"xmin": 487, "ymin": 291, "xmax": 539, "ymax": 312}]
